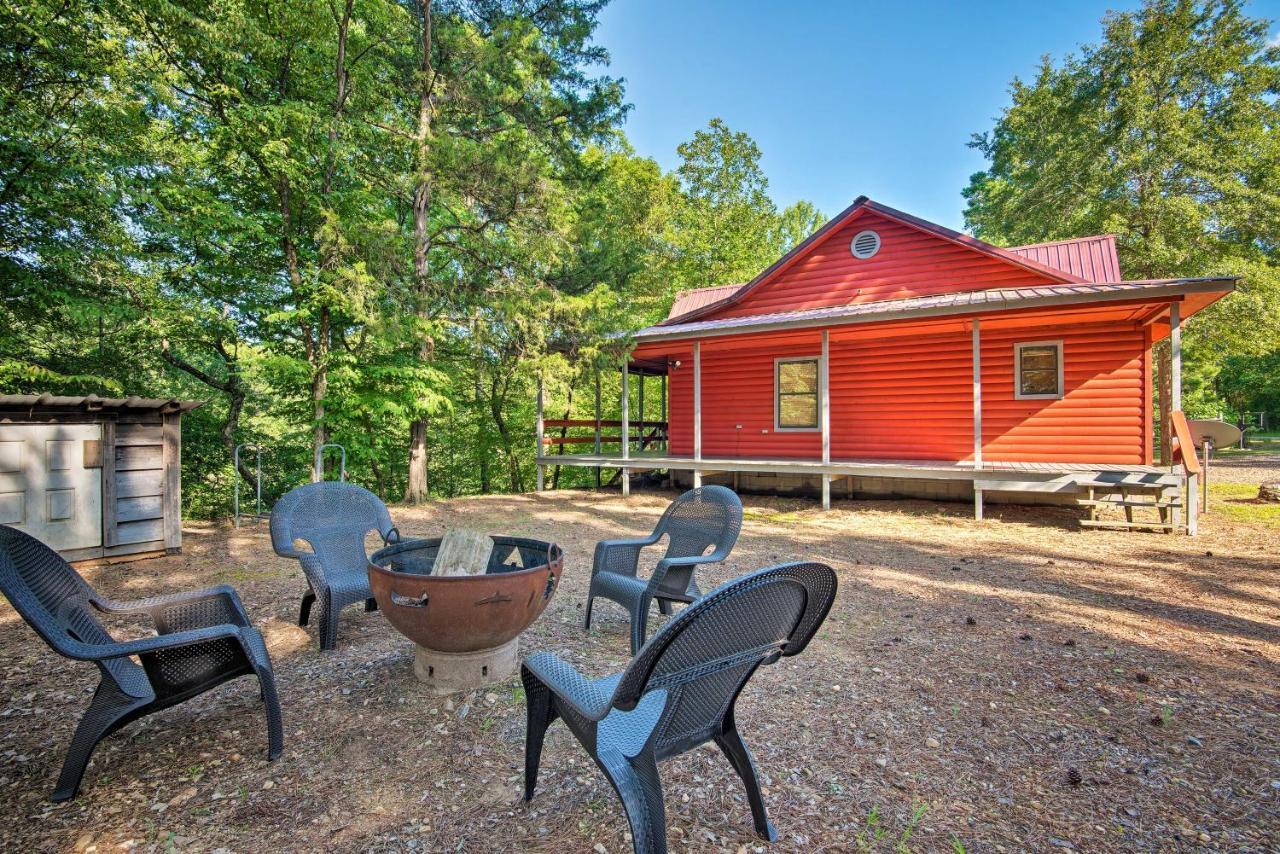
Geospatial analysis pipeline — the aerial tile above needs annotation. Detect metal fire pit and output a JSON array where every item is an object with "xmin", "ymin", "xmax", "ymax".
[{"xmin": 368, "ymin": 536, "xmax": 563, "ymax": 694}]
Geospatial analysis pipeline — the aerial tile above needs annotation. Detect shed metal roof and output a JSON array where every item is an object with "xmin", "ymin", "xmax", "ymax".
[
  {"xmin": 633, "ymin": 277, "xmax": 1236, "ymax": 343},
  {"xmin": 0, "ymin": 394, "xmax": 203, "ymax": 413}
]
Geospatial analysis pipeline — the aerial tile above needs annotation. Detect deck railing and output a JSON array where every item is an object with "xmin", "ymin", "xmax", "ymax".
[{"xmin": 540, "ymin": 419, "xmax": 668, "ymax": 452}]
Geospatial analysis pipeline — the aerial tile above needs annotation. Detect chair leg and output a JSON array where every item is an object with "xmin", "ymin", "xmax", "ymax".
[
  {"xmin": 583, "ymin": 592, "xmax": 595, "ymax": 631},
  {"xmin": 53, "ymin": 680, "xmax": 150, "ymax": 802},
  {"xmin": 630, "ymin": 595, "xmax": 652, "ymax": 655},
  {"xmin": 714, "ymin": 715, "xmax": 777, "ymax": 841},
  {"xmin": 657, "ymin": 599, "xmax": 673, "ymax": 616},
  {"xmin": 364, "ymin": 597, "xmax": 378, "ymax": 613},
  {"xmin": 599, "ymin": 748, "xmax": 668, "ymax": 854},
  {"xmin": 319, "ymin": 599, "xmax": 339, "ymax": 651},
  {"xmin": 255, "ymin": 663, "xmax": 285, "ymax": 761},
  {"xmin": 521, "ymin": 669, "xmax": 558, "ymax": 801},
  {"xmin": 298, "ymin": 590, "xmax": 316, "ymax": 627}
]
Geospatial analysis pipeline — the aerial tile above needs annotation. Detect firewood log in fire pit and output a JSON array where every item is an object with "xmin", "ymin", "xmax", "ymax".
[{"xmin": 1259, "ymin": 482, "xmax": 1280, "ymax": 503}]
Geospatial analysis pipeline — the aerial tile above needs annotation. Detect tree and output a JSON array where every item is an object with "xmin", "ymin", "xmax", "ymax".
[
  {"xmin": 773, "ymin": 199, "xmax": 826, "ymax": 253},
  {"xmin": 668, "ymin": 118, "xmax": 781, "ymax": 293},
  {"xmin": 963, "ymin": 0, "xmax": 1280, "ymax": 411}
]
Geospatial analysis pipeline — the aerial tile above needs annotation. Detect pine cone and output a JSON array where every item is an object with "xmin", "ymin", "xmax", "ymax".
[{"xmin": 1067, "ymin": 767, "xmax": 1083, "ymax": 787}]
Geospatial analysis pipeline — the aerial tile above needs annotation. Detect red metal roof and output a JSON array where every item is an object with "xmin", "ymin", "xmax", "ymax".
[
  {"xmin": 659, "ymin": 196, "xmax": 1089, "ymax": 326},
  {"xmin": 636, "ymin": 277, "xmax": 1236, "ymax": 342},
  {"xmin": 1007, "ymin": 235, "xmax": 1121, "ymax": 283},
  {"xmin": 666, "ymin": 284, "xmax": 743, "ymax": 321}
]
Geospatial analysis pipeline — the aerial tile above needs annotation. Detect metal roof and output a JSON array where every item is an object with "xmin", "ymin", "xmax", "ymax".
[
  {"xmin": 1007, "ymin": 235, "xmax": 1121, "ymax": 283},
  {"xmin": 0, "ymin": 394, "xmax": 203, "ymax": 413},
  {"xmin": 659, "ymin": 196, "xmax": 1091, "ymax": 327},
  {"xmin": 633, "ymin": 277, "xmax": 1237, "ymax": 343},
  {"xmin": 666, "ymin": 284, "xmax": 743, "ymax": 321}
]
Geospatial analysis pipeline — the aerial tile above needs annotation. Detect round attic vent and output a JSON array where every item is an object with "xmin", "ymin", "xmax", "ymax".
[{"xmin": 850, "ymin": 230, "xmax": 881, "ymax": 259}]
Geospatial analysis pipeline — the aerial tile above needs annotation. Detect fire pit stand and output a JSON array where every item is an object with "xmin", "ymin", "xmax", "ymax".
[{"xmin": 367, "ymin": 536, "xmax": 563, "ymax": 694}]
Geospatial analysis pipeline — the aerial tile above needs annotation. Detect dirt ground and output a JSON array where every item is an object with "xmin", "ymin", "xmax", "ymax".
[{"xmin": 1, "ymin": 465, "xmax": 1278, "ymax": 852}]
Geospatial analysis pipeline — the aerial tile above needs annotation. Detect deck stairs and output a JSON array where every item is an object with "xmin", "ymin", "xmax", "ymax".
[{"xmin": 974, "ymin": 473, "xmax": 1184, "ymax": 532}]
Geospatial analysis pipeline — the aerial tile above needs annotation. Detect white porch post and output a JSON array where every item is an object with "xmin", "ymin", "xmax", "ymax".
[
  {"xmin": 660, "ymin": 374, "xmax": 668, "ymax": 451},
  {"xmin": 638, "ymin": 372, "xmax": 645, "ymax": 452},
  {"xmin": 821, "ymin": 329, "xmax": 831, "ymax": 510},
  {"xmin": 693, "ymin": 340, "xmax": 702, "ymax": 488},
  {"xmin": 1170, "ymin": 302, "xmax": 1182, "ymax": 412},
  {"xmin": 1170, "ymin": 301, "xmax": 1197, "ymax": 534},
  {"xmin": 535, "ymin": 373, "xmax": 545, "ymax": 492},
  {"xmin": 621, "ymin": 361, "xmax": 630, "ymax": 496},
  {"xmin": 972, "ymin": 318, "xmax": 984, "ymax": 520},
  {"xmin": 594, "ymin": 367, "xmax": 602, "ymax": 488}
]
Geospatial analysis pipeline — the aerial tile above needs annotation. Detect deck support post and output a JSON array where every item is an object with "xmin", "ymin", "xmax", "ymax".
[
  {"xmin": 1170, "ymin": 302, "xmax": 1197, "ymax": 534},
  {"xmin": 693, "ymin": 340, "xmax": 702, "ymax": 492},
  {"xmin": 660, "ymin": 374, "xmax": 667, "ymax": 452},
  {"xmin": 594, "ymin": 368, "xmax": 602, "ymax": 488},
  {"xmin": 821, "ymin": 329, "xmax": 831, "ymax": 510},
  {"xmin": 621, "ymin": 362, "xmax": 630, "ymax": 496},
  {"xmin": 972, "ymin": 319, "xmax": 984, "ymax": 520},
  {"xmin": 638, "ymin": 372, "xmax": 645, "ymax": 451},
  {"xmin": 535, "ymin": 373, "xmax": 545, "ymax": 492}
]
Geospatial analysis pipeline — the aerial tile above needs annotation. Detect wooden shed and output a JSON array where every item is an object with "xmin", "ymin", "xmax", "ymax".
[{"xmin": 0, "ymin": 394, "xmax": 201, "ymax": 563}]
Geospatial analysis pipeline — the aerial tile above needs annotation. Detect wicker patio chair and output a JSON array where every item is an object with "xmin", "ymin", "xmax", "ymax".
[
  {"xmin": 523, "ymin": 561, "xmax": 837, "ymax": 854},
  {"xmin": 0, "ymin": 525, "xmax": 283, "ymax": 802},
  {"xmin": 270, "ymin": 481, "xmax": 400, "ymax": 651},
  {"xmin": 584, "ymin": 485, "xmax": 743, "ymax": 653}
]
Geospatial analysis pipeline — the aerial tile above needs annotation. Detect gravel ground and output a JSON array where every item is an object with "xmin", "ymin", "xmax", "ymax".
[{"xmin": 1, "ymin": 467, "xmax": 1277, "ymax": 852}]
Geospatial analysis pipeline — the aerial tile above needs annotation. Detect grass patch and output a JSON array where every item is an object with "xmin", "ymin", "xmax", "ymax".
[{"xmin": 1207, "ymin": 483, "xmax": 1280, "ymax": 527}]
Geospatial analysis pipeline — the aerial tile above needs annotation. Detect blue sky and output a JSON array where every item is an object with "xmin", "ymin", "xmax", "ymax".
[{"xmin": 595, "ymin": 0, "xmax": 1280, "ymax": 232}]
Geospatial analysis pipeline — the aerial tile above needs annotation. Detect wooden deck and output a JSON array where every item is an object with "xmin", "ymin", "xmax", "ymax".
[{"xmin": 536, "ymin": 449, "xmax": 1176, "ymax": 485}]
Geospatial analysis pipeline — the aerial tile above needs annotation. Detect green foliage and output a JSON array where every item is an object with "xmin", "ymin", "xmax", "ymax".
[
  {"xmin": 964, "ymin": 0, "xmax": 1280, "ymax": 416},
  {"xmin": 0, "ymin": 0, "xmax": 822, "ymax": 516}
]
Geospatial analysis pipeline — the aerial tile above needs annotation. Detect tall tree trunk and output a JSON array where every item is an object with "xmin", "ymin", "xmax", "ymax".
[
  {"xmin": 311, "ymin": 306, "xmax": 330, "ymax": 481},
  {"xmin": 405, "ymin": 0, "xmax": 435, "ymax": 503},
  {"xmin": 312, "ymin": 1, "xmax": 352, "ymax": 482},
  {"xmin": 474, "ymin": 370, "xmax": 491, "ymax": 493},
  {"xmin": 160, "ymin": 339, "xmax": 255, "ymax": 485}
]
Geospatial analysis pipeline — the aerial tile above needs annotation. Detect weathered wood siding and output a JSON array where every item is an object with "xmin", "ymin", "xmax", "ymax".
[{"xmin": 110, "ymin": 420, "xmax": 169, "ymax": 549}]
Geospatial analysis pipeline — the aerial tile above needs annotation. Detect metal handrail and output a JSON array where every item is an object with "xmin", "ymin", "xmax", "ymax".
[{"xmin": 314, "ymin": 443, "xmax": 347, "ymax": 482}]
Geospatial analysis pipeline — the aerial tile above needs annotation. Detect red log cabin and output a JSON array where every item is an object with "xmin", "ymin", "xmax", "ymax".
[{"xmin": 536, "ymin": 197, "xmax": 1234, "ymax": 533}]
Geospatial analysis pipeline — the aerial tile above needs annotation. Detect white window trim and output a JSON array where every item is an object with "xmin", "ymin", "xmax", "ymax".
[
  {"xmin": 774, "ymin": 356, "xmax": 824, "ymax": 432},
  {"xmin": 1013, "ymin": 340, "xmax": 1064, "ymax": 400}
]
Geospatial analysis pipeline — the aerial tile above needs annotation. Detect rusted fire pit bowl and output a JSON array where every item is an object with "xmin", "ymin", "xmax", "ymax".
[{"xmin": 368, "ymin": 536, "xmax": 563, "ymax": 693}]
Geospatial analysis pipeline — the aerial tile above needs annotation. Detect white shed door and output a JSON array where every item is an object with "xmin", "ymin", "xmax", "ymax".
[{"xmin": 0, "ymin": 424, "xmax": 103, "ymax": 551}]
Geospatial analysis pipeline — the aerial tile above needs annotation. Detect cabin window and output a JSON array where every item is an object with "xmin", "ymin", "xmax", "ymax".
[
  {"xmin": 1014, "ymin": 341, "xmax": 1064, "ymax": 400},
  {"xmin": 775, "ymin": 357, "xmax": 821, "ymax": 430}
]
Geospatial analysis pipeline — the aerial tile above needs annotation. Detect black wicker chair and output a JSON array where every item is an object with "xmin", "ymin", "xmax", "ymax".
[
  {"xmin": 584, "ymin": 485, "xmax": 743, "ymax": 654},
  {"xmin": 524, "ymin": 561, "xmax": 837, "ymax": 854},
  {"xmin": 0, "ymin": 525, "xmax": 283, "ymax": 802},
  {"xmin": 270, "ymin": 481, "xmax": 399, "ymax": 651}
]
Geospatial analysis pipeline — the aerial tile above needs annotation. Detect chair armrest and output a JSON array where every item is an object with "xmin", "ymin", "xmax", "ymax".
[
  {"xmin": 522, "ymin": 651, "xmax": 619, "ymax": 722},
  {"xmin": 64, "ymin": 624, "xmax": 245, "ymax": 662},
  {"xmin": 93, "ymin": 585, "xmax": 250, "ymax": 630},
  {"xmin": 592, "ymin": 534, "xmax": 660, "ymax": 578},
  {"xmin": 648, "ymin": 553, "xmax": 715, "ymax": 590}
]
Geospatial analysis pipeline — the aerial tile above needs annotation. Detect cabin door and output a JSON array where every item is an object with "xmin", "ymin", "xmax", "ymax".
[{"xmin": 0, "ymin": 423, "xmax": 103, "ymax": 552}]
